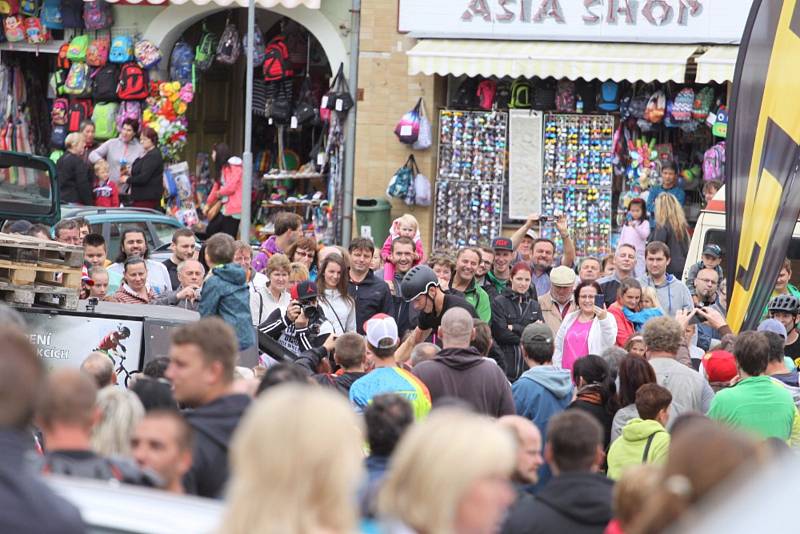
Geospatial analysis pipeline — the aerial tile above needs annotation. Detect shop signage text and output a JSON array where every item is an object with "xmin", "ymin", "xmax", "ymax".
[{"xmin": 398, "ymin": 0, "xmax": 751, "ymax": 44}]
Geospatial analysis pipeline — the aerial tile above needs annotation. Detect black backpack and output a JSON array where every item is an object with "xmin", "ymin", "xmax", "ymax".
[
  {"xmin": 532, "ymin": 78, "xmax": 556, "ymax": 111},
  {"xmin": 576, "ymin": 79, "xmax": 597, "ymax": 113},
  {"xmin": 92, "ymin": 64, "xmax": 118, "ymax": 101},
  {"xmin": 452, "ymin": 78, "xmax": 479, "ymax": 109},
  {"xmin": 61, "ymin": 0, "xmax": 84, "ymax": 28},
  {"xmin": 495, "ymin": 82, "xmax": 512, "ymax": 109}
]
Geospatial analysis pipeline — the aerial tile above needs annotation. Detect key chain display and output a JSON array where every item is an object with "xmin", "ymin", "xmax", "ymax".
[
  {"xmin": 540, "ymin": 114, "xmax": 614, "ymax": 257},
  {"xmin": 434, "ymin": 110, "xmax": 507, "ymax": 250}
]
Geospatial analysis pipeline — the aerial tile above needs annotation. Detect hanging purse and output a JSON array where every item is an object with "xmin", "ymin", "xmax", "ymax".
[
  {"xmin": 394, "ymin": 99, "xmax": 421, "ymax": 145},
  {"xmin": 413, "ymin": 98, "xmax": 432, "ymax": 151},
  {"xmin": 293, "ymin": 76, "xmax": 319, "ymax": 126},
  {"xmin": 324, "ymin": 63, "xmax": 353, "ymax": 113},
  {"xmin": 387, "ymin": 155, "xmax": 416, "ymax": 201}
]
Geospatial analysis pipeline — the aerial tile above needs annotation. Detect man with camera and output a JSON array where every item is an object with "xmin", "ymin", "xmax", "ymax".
[
  {"xmin": 692, "ymin": 267, "xmax": 727, "ymax": 351},
  {"xmin": 260, "ymin": 281, "xmax": 333, "ymax": 356},
  {"xmin": 153, "ymin": 260, "xmax": 205, "ymax": 312}
]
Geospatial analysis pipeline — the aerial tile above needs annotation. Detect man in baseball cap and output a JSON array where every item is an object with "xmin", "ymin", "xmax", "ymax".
[
  {"xmin": 484, "ymin": 237, "xmax": 515, "ymax": 298},
  {"xmin": 349, "ymin": 314, "xmax": 431, "ymax": 419},
  {"xmin": 686, "ymin": 243, "xmax": 723, "ymax": 296},
  {"xmin": 538, "ymin": 266, "xmax": 577, "ymax": 335}
]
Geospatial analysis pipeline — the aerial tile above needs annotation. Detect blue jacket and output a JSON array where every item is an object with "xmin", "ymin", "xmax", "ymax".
[
  {"xmin": 199, "ymin": 263, "xmax": 256, "ymax": 350},
  {"xmin": 512, "ymin": 365, "xmax": 574, "ymax": 492}
]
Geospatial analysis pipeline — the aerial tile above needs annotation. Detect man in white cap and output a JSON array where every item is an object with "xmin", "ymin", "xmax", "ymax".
[
  {"xmin": 538, "ymin": 266, "xmax": 577, "ymax": 335},
  {"xmin": 349, "ymin": 314, "xmax": 431, "ymax": 419}
]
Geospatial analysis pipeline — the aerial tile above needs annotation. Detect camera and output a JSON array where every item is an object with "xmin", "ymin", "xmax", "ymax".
[{"xmin": 301, "ymin": 304, "xmax": 319, "ymax": 321}]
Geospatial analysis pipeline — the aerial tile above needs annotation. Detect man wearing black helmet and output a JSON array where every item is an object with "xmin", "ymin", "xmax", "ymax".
[
  {"xmin": 401, "ymin": 264, "xmax": 477, "ymax": 345},
  {"xmin": 769, "ymin": 294, "xmax": 800, "ymax": 362}
]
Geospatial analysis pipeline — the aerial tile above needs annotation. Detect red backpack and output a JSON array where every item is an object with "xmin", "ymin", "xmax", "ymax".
[
  {"xmin": 262, "ymin": 35, "xmax": 293, "ymax": 82},
  {"xmin": 116, "ymin": 63, "xmax": 148, "ymax": 100},
  {"xmin": 67, "ymin": 99, "xmax": 93, "ymax": 132},
  {"xmin": 51, "ymin": 97, "xmax": 69, "ymax": 125}
]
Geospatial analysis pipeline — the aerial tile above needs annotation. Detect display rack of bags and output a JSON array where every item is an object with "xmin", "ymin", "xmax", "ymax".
[
  {"xmin": 540, "ymin": 113, "xmax": 614, "ymax": 257},
  {"xmin": 433, "ymin": 109, "xmax": 507, "ymax": 251}
]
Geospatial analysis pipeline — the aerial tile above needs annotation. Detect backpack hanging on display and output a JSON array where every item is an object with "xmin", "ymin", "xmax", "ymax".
[
  {"xmin": 702, "ymin": 141, "xmax": 726, "ymax": 182},
  {"xmin": 19, "ymin": 0, "xmax": 36, "ymax": 16},
  {"xmin": 116, "ymin": 101, "xmax": 141, "ymax": 132},
  {"xmin": 452, "ymin": 78, "xmax": 479, "ymax": 108},
  {"xmin": 50, "ymin": 124, "xmax": 67, "ymax": 148},
  {"xmin": 3, "ymin": 15, "xmax": 24, "ymax": 42},
  {"xmin": 86, "ymin": 35, "xmax": 109, "ymax": 67},
  {"xmin": 387, "ymin": 155, "xmax": 416, "ymax": 201},
  {"xmin": 56, "ymin": 42, "xmax": 70, "ymax": 69},
  {"xmin": 108, "ymin": 34, "xmax": 133, "ymax": 63},
  {"xmin": 83, "ymin": 0, "xmax": 111, "ymax": 31},
  {"xmin": 91, "ymin": 102, "xmax": 118, "ymax": 140},
  {"xmin": 292, "ymin": 76, "xmax": 319, "ymax": 126},
  {"xmin": 597, "ymin": 80, "xmax": 619, "ymax": 111},
  {"xmin": 41, "ymin": 0, "xmax": 61, "ymax": 28},
  {"xmin": 495, "ymin": 82, "xmax": 512, "ymax": 109},
  {"xmin": 476, "ymin": 79, "xmax": 497, "ymax": 110},
  {"xmin": 413, "ymin": 99, "xmax": 432, "ymax": 151},
  {"xmin": 134, "ymin": 39, "xmax": 161, "ymax": 69},
  {"xmin": 92, "ymin": 63, "xmax": 118, "ymax": 100},
  {"xmin": 117, "ymin": 62, "xmax": 148, "ymax": 100},
  {"xmin": 169, "ymin": 40, "xmax": 194, "ymax": 84},
  {"xmin": 628, "ymin": 86, "xmax": 651, "ymax": 119},
  {"xmin": 394, "ymin": 99, "xmax": 422, "ymax": 145},
  {"xmin": 23, "ymin": 16, "xmax": 47, "ymax": 44},
  {"xmin": 324, "ymin": 63, "xmax": 353, "ymax": 113},
  {"xmin": 215, "ymin": 20, "xmax": 241, "ymax": 65},
  {"xmin": 692, "ymin": 87, "xmax": 714, "ymax": 121},
  {"xmin": 194, "ymin": 22, "xmax": 217, "ymax": 72},
  {"xmin": 51, "ymin": 97, "xmax": 69, "ymax": 125},
  {"xmin": 0, "ymin": 0, "xmax": 19, "ymax": 15},
  {"xmin": 414, "ymin": 172, "xmax": 431, "ymax": 206},
  {"xmin": 509, "ymin": 79, "xmax": 532, "ymax": 109},
  {"xmin": 711, "ymin": 105, "xmax": 728, "ymax": 138},
  {"xmin": 262, "ymin": 35, "xmax": 293, "ymax": 81},
  {"xmin": 644, "ymin": 90, "xmax": 666, "ymax": 123},
  {"xmin": 63, "ymin": 62, "xmax": 90, "ymax": 95},
  {"xmin": 532, "ymin": 79, "xmax": 556, "ymax": 110},
  {"xmin": 67, "ymin": 34, "xmax": 89, "ymax": 61},
  {"xmin": 555, "ymin": 79, "xmax": 576, "ymax": 112},
  {"xmin": 48, "ymin": 70, "xmax": 66, "ymax": 98},
  {"xmin": 67, "ymin": 99, "xmax": 93, "ymax": 132},
  {"xmin": 60, "ymin": 0, "xmax": 83, "ymax": 28},
  {"xmin": 671, "ymin": 87, "xmax": 695, "ymax": 122},
  {"xmin": 242, "ymin": 26, "xmax": 266, "ymax": 65}
]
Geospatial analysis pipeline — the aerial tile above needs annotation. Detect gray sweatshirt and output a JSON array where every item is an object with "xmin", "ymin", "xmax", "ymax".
[
  {"xmin": 89, "ymin": 138, "xmax": 144, "ymax": 183},
  {"xmin": 637, "ymin": 273, "xmax": 693, "ymax": 317}
]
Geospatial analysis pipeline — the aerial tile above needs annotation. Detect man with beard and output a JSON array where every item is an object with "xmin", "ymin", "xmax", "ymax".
[
  {"xmin": 476, "ymin": 247, "xmax": 494, "ymax": 287},
  {"xmin": 693, "ymin": 267, "xmax": 725, "ymax": 351},
  {"xmin": 348, "ymin": 237, "xmax": 394, "ymax": 335},
  {"xmin": 449, "ymin": 247, "xmax": 492, "ymax": 322},
  {"xmin": 510, "ymin": 214, "xmax": 576, "ymax": 297},
  {"xmin": 108, "ymin": 228, "xmax": 172, "ymax": 295},
  {"xmin": 163, "ymin": 229, "xmax": 197, "ymax": 290},
  {"xmin": 598, "ymin": 244, "xmax": 637, "ymax": 307}
]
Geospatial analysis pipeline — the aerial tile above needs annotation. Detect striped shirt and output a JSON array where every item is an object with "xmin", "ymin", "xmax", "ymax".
[{"xmin": 349, "ymin": 367, "xmax": 432, "ymax": 420}]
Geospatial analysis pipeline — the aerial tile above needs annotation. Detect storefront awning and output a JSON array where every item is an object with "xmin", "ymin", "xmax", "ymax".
[
  {"xmin": 407, "ymin": 40, "xmax": 699, "ymax": 83},
  {"xmin": 101, "ymin": 0, "xmax": 319, "ymax": 7},
  {"xmin": 695, "ymin": 46, "xmax": 739, "ymax": 84}
]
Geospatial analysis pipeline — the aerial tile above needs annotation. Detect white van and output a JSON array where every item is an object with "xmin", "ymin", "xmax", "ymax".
[{"xmin": 683, "ymin": 185, "xmax": 800, "ymax": 283}]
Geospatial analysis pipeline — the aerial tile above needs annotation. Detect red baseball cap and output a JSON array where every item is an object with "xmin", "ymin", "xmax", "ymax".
[{"xmin": 703, "ymin": 350, "xmax": 737, "ymax": 383}]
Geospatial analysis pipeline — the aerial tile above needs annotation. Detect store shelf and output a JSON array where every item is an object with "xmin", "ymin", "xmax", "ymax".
[
  {"xmin": 261, "ymin": 172, "xmax": 325, "ymax": 181},
  {"xmin": 0, "ymin": 41, "xmax": 64, "ymax": 54},
  {"xmin": 260, "ymin": 200, "xmax": 324, "ymax": 208}
]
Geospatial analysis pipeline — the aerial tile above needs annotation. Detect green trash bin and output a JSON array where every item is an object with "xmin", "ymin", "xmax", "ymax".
[{"xmin": 354, "ymin": 197, "xmax": 392, "ymax": 247}]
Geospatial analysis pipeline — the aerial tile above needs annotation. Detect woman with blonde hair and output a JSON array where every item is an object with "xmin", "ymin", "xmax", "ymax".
[
  {"xmin": 641, "ymin": 286, "xmax": 662, "ymax": 311},
  {"xmin": 652, "ymin": 193, "xmax": 690, "ymax": 278},
  {"xmin": 289, "ymin": 262, "xmax": 310, "ymax": 283},
  {"xmin": 377, "ymin": 408, "xmax": 516, "ymax": 534},
  {"xmin": 90, "ymin": 387, "xmax": 145, "ymax": 457},
  {"xmin": 221, "ymin": 385, "xmax": 364, "ymax": 534}
]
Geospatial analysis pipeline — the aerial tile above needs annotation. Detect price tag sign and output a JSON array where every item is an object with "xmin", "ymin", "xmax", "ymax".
[
  {"xmin": 321, "ymin": 95, "xmax": 329, "ymax": 108},
  {"xmin": 268, "ymin": 118, "xmax": 273, "ymax": 125},
  {"xmin": 400, "ymin": 125, "xmax": 413, "ymax": 137},
  {"xmin": 335, "ymin": 99, "xmax": 343, "ymax": 112},
  {"xmin": 290, "ymin": 116, "xmax": 298, "ymax": 129},
  {"xmin": 317, "ymin": 152, "xmax": 326, "ymax": 166}
]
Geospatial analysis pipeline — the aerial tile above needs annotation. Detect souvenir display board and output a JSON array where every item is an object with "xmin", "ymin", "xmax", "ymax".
[
  {"xmin": 434, "ymin": 110, "xmax": 507, "ymax": 251},
  {"xmin": 539, "ymin": 113, "xmax": 614, "ymax": 257}
]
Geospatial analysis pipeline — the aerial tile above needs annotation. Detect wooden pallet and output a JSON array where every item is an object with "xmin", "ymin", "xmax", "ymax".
[
  {"xmin": 0, "ymin": 259, "xmax": 82, "ymax": 289},
  {"xmin": 0, "ymin": 281, "xmax": 79, "ymax": 310},
  {"xmin": 0, "ymin": 233, "xmax": 84, "ymax": 269}
]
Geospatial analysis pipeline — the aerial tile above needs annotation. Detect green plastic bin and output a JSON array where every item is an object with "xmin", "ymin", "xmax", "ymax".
[{"xmin": 355, "ymin": 197, "xmax": 392, "ymax": 247}]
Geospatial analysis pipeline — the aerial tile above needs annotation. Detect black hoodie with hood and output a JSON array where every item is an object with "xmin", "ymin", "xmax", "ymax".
[
  {"xmin": 502, "ymin": 472, "xmax": 613, "ymax": 534},
  {"xmin": 183, "ymin": 394, "xmax": 251, "ymax": 499},
  {"xmin": 412, "ymin": 347, "xmax": 515, "ymax": 417}
]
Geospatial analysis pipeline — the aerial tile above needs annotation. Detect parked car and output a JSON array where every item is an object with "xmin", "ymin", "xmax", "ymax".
[{"xmin": 60, "ymin": 205, "xmax": 187, "ymax": 261}]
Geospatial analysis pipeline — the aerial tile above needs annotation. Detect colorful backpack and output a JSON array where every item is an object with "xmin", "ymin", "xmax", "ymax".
[
  {"xmin": 48, "ymin": 70, "xmax": 66, "ymax": 98},
  {"xmin": 242, "ymin": 26, "xmax": 266, "ymax": 65},
  {"xmin": 19, "ymin": 0, "xmax": 36, "ymax": 16},
  {"xmin": 476, "ymin": 79, "xmax": 497, "ymax": 110},
  {"xmin": 262, "ymin": 35, "xmax": 292, "ymax": 81},
  {"xmin": 0, "ymin": 0, "xmax": 19, "ymax": 15},
  {"xmin": 116, "ymin": 62, "xmax": 148, "ymax": 100},
  {"xmin": 644, "ymin": 90, "xmax": 666, "ymax": 123},
  {"xmin": 134, "ymin": 39, "xmax": 161, "ymax": 69},
  {"xmin": 83, "ymin": 0, "xmax": 111, "ymax": 30},
  {"xmin": 66, "ymin": 34, "xmax": 89, "ymax": 61},
  {"xmin": 671, "ymin": 87, "xmax": 695, "ymax": 122},
  {"xmin": 3, "ymin": 15, "xmax": 24, "ymax": 42},
  {"xmin": 702, "ymin": 141, "xmax": 726, "ymax": 182},
  {"xmin": 41, "ymin": 0, "xmax": 61, "ymax": 28},
  {"xmin": 712, "ymin": 106, "xmax": 728, "ymax": 138},
  {"xmin": 169, "ymin": 40, "xmax": 194, "ymax": 84},
  {"xmin": 509, "ymin": 79, "xmax": 532, "ymax": 109},
  {"xmin": 63, "ymin": 62, "xmax": 90, "ymax": 95},
  {"xmin": 51, "ymin": 97, "xmax": 69, "ymax": 125},
  {"xmin": 115, "ymin": 100, "xmax": 141, "ymax": 132},
  {"xmin": 23, "ymin": 16, "xmax": 46, "ymax": 44},
  {"xmin": 629, "ymin": 88, "xmax": 650, "ymax": 119},
  {"xmin": 67, "ymin": 99, "xmax": 92, "ymax": 132},
  {"xmin": 215, "ymin": 22, "xmax": 241, "ymax": 65},
  {"xmin": 86, "ymin": 36, "xmax": 109, "ymax": 67},
  {"xmin": 91, "ymin": 102, "xmax": 118, "ymax": 140},
  {"xmin": 56, "ymin": 42, "xmax": 70, "ymax": 69},
  {"xmin": 92, "ymin": 64, "xmax": 117, "ymax": 100},
  {"xmin": 60, "ymin": 0, "xmax": 83, "ymax": 28},
  {"xmin": 109, "ymin": 34, "xmax": 133, "ymax": 63},
  {"xmin": 194, "ymin": 23, "xmax": 216, "ymax": 72},
  {"xmin": 555, "ymin": 79, "xmax": 576, "ymax": 112},
  {"xmin": 597, "ymin": 81, "xmax": 620, "ymax": 112},
  {"xmin": 692, "ymin": 87, "xmax": 714, "ymax": 121}
]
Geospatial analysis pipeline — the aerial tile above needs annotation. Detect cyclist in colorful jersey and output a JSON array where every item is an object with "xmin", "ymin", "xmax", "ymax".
[{"xmin": 349, "ymin": 314, "xmax": 432, "ymax": 420}]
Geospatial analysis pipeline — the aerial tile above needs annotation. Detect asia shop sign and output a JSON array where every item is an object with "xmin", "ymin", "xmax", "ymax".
[{"xmin": 398, "ymin": 0, "xmax": 751, "ymax": 44}]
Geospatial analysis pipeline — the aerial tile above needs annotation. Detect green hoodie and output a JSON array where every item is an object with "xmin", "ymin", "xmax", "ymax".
[
  {"xmin": 460, "ymin": 278, "xmax": 492, "ymax": 323},
  {"xmin": 606, "ymin": 418, "xmax": 670, "ymax": 480}
]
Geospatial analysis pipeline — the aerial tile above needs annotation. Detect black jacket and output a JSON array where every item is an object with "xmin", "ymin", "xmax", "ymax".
[
  {"xmin": 502, "ymin": 472, "xmax": 613, "ymax": 534},
  {"xmin": 293, "ymin": 345, "xmax": 366, "ymax": 395},
  {"xmin": 651, "ymin": 224, "xmax": 689, "ymax": 278},
  {"xmin": 128, "ymin": 148, "xmax": 164, "ymax": 202},
  {"xmin": 491, "ymin": 287, "xmax": 543, "ymax": 381},
  {"xmin": 0, "ymin": 430, "xmax": 85, "ymax": 534},
  {"xmin": 349, "ymin": 270, "xmax": 394, "ymax": 335},
  {"xmin": 183, "ymin": 394, "xmax": 250, "ymax": 499},
  {"xmin": 57, "ymin": 151, "xmax": 93, "ymax": 205}
]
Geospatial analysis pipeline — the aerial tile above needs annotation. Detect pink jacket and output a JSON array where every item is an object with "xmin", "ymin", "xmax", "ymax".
[{"xmin": 207, "ymin": 157, "xmax": 243, "ymax": 217}]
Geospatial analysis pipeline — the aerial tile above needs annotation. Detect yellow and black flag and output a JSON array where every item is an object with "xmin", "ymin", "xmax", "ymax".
[{"xmin": 726, "ymin": 0, "xmax": 800, "ymax": 332}]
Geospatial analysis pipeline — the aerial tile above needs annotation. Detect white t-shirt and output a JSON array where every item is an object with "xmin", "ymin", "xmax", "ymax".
[{"xmin": 109, "ymin": 259, "xmax": 173, "ymax": 296}]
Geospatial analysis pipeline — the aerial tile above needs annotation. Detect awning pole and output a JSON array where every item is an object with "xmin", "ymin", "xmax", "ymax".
[
  {"xmin": 241, "ymin": 0, "xmax": 256, "ymax": 244},
  {"xmin": 341, "ymin": 0, "xmax": 361, "ymax": 247}
]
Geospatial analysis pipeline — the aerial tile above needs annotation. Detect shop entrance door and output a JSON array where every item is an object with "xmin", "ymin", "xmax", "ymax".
[{"xmin": 185, "ymin": 68, "xmax": 237, "ymax": 171}]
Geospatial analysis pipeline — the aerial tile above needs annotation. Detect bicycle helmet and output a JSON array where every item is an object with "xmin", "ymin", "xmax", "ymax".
[
  {"xmin": 401, "ymin": 265, "xmax": 440, "ymax": 302},
  {"xmin": 768, "ymin": 294, "xmax": 800, "ymax": 315}
]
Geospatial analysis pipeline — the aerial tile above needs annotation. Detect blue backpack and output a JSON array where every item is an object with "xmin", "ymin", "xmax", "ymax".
[
  {"xmin": 42, "ymin": 0, "xmax": 63, "ymax": 29},
  {"xmin": 169, "ymin": 40, "xmax": 194, "ymax": 85},
  {"xmin": 598, "ymin": 81, "xmax": 619, "ymax": 112},
  {"xmin": 109, "ymin": 35, "xmax": 133, "ymax": 63}
]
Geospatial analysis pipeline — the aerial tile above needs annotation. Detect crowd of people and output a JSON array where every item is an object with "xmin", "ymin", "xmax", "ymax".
[{"xmin": 3, "ymin": 194, "xmax": 800, "ymax": 533}]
